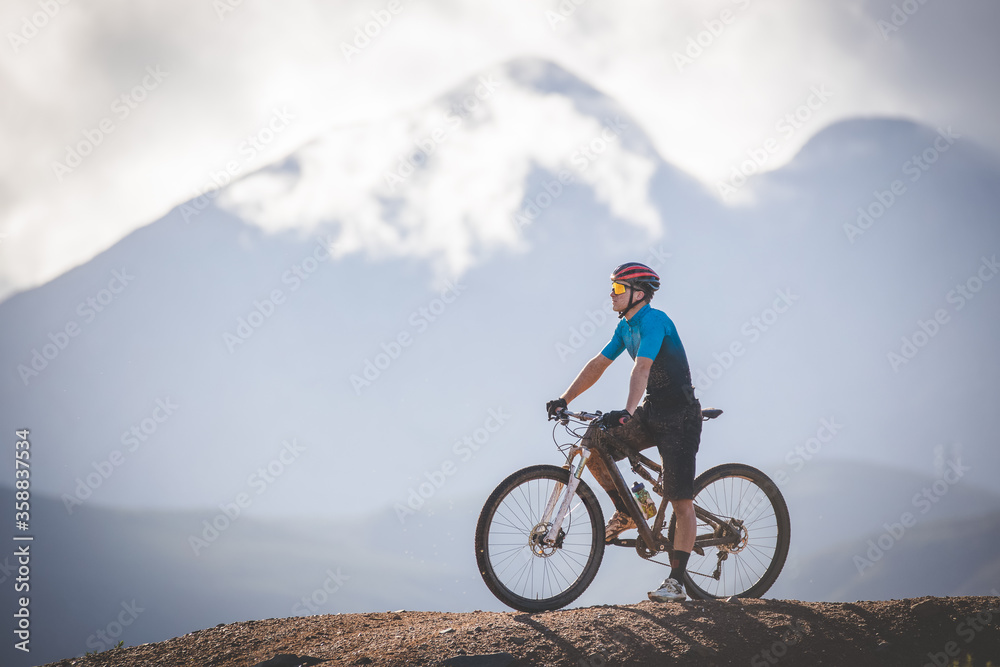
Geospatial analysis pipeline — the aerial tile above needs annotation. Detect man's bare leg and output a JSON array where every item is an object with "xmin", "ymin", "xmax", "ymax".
[
  {"xmin": 583, "ymin": 439, "xmax": 637, "ymax": 541},
  {"xmin": 670, "ymin": 499, "xmax": 695, "ymax": 552}
]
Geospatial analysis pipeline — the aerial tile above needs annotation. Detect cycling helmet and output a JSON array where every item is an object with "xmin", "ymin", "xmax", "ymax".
[
  {"xmin": 610, "ymin": 262, "xmax": 660, "ymax": 318},
  {"xmin": 611, "ymin": 262, "xmax": 659, "ymax": 292}
]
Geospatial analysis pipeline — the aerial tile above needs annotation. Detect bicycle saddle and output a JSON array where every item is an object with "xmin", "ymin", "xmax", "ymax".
[{"xmin": 701, "ymin": 408, "xmax": 723, "ymax": 420}]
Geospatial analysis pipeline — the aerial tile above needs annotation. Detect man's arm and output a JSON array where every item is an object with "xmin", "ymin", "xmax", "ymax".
[
  {"xmin": 625, "ymin": 357, "xmax": 653, "ymax": 415},
  {"xmin": 561, "ymin": 354, "xmax": 613, "ymax": 405}
]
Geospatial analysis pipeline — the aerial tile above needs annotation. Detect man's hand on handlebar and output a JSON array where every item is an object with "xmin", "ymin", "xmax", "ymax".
[
  {"xmin": 546, "ymin": 398, "xmax": 567, "ymax": 419},
  {"xmin": 600, "ymin": 409, "xmax": 631, "ymax": 428}
]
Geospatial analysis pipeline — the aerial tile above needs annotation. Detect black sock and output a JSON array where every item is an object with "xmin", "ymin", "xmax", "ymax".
[{"xmin": 669, "ymin": 550, "xmax": 690, "ymax": 582}]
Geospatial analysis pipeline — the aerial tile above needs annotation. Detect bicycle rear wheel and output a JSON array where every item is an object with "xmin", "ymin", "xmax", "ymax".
[
  {"xmin": 475, "ymin": 464, "xmax": 605, "ymax": 612},
  {"xmin": 668, "ymin": 463, "xmax": 790, "ymax": 599}
]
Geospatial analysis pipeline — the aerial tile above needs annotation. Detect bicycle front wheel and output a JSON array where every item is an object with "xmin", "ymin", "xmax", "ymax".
[
  {"xmin": 668, "ymin": 463, "xmax": 790, "ymax": 600},
  {"xmin": 475, "ymin": 464, "xmax": 605, "ymax": 612}
]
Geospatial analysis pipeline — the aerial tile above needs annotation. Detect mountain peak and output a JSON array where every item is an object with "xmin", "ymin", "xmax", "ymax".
[
  {"xmin": 786, "ymin": 116, "xmax": 959, "ymax": 173},
  {"xmin": 211, "ymin": 56, "xmax": 669, "ymax": 280}
]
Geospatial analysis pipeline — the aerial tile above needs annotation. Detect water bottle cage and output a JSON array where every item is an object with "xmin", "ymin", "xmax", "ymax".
[{"xmin": 630, "ymin": 457, "xmax": 662, "ymax": 496}]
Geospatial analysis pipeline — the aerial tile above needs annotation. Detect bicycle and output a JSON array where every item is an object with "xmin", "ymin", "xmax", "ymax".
[{"xmin": 475, "ymin": 408, "xmax": 791, "ymax": 612}]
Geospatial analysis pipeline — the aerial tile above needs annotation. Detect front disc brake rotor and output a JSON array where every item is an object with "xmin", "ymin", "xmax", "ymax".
[{"xmin": 528, "ymin": 523, "xmax": 565, "ymax": 557}]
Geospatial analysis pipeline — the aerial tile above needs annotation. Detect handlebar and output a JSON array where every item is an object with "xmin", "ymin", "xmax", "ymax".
[
  {"xmin": 549, "ymin": 408, "xmax": 602, "ymax": 424},
  {"xmin": 552, "ymin": 407, "xmax": 724, "ymax": 424}
]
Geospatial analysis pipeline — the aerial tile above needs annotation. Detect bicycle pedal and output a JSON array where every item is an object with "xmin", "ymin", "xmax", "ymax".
[{"xmin": 693, "ymin": 545, "xmax": 705, "ymax": 556}]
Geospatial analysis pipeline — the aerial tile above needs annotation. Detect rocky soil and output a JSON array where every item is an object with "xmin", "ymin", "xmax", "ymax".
[{"xmin": 39, "ymin": 596, "xmax": 1000, "ymax": 666}]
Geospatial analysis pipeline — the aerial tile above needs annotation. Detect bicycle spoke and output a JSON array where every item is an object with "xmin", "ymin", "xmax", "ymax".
[
  {"xmin": 680, "ymin": 468, "xmax": 789, "ymax": 599},
  {"xmin": 483, "ymin": 471, "xmax": 599, "ymax": 605}
]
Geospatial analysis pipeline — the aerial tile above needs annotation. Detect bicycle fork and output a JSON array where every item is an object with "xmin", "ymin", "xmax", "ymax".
[{"xmin": 541, "ymin": 446, "xmax": 591, "ymax": 544}]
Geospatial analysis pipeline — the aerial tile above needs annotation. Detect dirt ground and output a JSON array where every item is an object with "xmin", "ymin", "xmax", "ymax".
[{"xmin": 39, "ymin": 596, "xmax": 1000, "ymax": 667}]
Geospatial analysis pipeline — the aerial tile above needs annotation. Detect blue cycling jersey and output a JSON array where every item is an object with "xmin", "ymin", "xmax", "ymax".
[{"xmin": 600, "ymin": 303, "xmax": 694, "ymax": 410}]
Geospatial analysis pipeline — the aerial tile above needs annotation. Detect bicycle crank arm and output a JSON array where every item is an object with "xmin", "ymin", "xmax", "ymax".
[{"xmin": 607, "ymin": 538, "xmax": 637, "ymax": 548}]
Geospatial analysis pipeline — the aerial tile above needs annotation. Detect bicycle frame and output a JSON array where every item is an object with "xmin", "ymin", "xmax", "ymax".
[{"xmin": 542, "ymin": 412, "xmax": 742, "ymax": 560}]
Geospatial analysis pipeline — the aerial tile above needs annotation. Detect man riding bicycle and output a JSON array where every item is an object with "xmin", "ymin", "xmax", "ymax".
[{"xmin": 546, "ymin": 262, "xmax": 702, "ymax": 603}]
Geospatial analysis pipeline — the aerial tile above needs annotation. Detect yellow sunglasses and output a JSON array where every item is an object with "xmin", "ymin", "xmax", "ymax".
[{"xmin": 612, "ymin": 282, "xmax": 631, "ymax": 295}]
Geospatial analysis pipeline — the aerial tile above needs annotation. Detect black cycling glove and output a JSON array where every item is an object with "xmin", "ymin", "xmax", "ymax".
[
  {"xmin": 601, "ymin": 409, "xmax": 632, "ymax": 428},
  {"xmin": 546, "ymin": 398, "xmax": 567, "ymax": 419}
]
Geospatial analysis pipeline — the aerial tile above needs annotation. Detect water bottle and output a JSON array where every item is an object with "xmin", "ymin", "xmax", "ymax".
[{"xmin": 632, "ymin": 481, "xmax": 656, "ymax": 519}]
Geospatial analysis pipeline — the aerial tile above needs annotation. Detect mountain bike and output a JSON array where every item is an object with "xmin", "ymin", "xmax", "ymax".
[{"xmin": 475, "ymin": 408, "xmax": 790, "ymax": 612}]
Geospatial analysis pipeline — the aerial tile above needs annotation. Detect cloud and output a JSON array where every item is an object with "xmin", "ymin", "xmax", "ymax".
[
  {"xmin": 0, "ymin": 0, "xmax": 997, "ymax": 300},
  {"xmin": 217, "ymin": 67, "xmax": 663, "ymax": 282}
]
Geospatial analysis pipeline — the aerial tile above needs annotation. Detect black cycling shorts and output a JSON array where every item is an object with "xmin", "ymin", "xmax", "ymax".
[{"xmin": 586, "ymin": 398, "xmax": 702, "ymax": 500}]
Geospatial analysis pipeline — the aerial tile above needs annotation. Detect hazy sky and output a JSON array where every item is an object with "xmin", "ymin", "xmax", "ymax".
[{"xmin": 2, "ymin": 0, "xmax": 998, "ymax": 300}]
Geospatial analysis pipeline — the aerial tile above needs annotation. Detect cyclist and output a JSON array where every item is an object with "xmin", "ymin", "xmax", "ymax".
[{"xmin": 546, "ymin": 262, "xmax": 702, "ymax": 603}]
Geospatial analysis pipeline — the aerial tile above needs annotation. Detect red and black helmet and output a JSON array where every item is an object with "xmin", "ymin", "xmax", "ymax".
[{"xmin": 611, "ymin": 262, "xmax": 660, "ymax": 294}]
